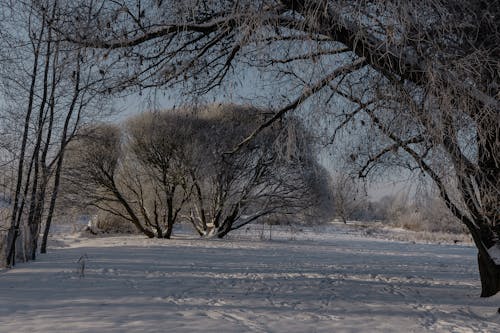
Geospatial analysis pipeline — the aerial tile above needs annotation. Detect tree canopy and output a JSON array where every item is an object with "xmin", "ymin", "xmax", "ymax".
[{"xmin": 26, "ymin": 0, "xmax": 500, "ymax": 296}]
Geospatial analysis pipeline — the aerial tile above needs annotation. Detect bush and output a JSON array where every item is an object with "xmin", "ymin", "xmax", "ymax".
[
  {"xmin": 383, "ymin": 194, "xmax": 466, "ymax": 234},
  {"xmin": 86, "ymin": 213, "xmax": 139, "ymax": 235}
]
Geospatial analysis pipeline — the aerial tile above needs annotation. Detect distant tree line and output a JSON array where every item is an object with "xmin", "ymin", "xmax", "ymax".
[{"xmin": 329, "ymin": 171, "xmax": 464, "ymax": 234}]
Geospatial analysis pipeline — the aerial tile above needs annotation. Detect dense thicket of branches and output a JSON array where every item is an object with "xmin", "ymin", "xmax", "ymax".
[
  {"xmin": 64, "ymin": 104, "xmax": 331, "ymax": 238},
  {"xmin": 27, "ymin": 0, "xmax": 500, "ymax": 296},
  {"xmin": 0, "ymin": 0, "xmax": 106, "ymax": 266}
]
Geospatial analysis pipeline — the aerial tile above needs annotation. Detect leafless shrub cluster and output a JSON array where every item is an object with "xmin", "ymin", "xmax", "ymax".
[
  {"xmin": 330, "ymin": 171, "xmax": 368, "ymax": 223},
  {"xmin": 63, "ymin": 104, "xmax": 331, "ymax": 238},
  {"xmin": 383, "ymin": 194, "xmax": 466, "ymax": 235},
  {"xmin": 88, "ymin": 212, "xmax": 139, "ymax": 235}
]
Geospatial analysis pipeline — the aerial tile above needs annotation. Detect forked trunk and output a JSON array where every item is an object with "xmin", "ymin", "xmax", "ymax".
[
  {"xmin": 216, "ymin": 206, "xmax": 239, "ymax": 239},
  {"xmin": 216, "ymin": 223, "xmax": 232, "ymax": 239}
]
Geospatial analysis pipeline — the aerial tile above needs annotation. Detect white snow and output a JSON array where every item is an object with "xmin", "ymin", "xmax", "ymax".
[{"xmin": 1, "ymin": 224, "xmax": 499, "ymax": 333}]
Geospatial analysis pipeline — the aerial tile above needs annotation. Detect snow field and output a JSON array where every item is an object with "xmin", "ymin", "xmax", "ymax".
[{"xmin": 0, "ymin": 227, "xmax": 499, "ymax": 332}]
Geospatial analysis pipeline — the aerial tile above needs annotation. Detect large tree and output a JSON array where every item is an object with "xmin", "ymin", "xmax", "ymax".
[
  {"xmin": 181, "ymin": 104, "xmax": 323, "ymax": 238},
  {"xmin": 47, "ymin": 1, "xmax": 499, "ymax": 296},
  {"xmin": 64, "ymin": 105, "xmax": 325, "ymax": 239}
]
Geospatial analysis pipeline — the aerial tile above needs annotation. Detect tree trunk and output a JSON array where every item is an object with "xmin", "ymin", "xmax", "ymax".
[
  {"xmin": 216, "ymin": 206, "xmax": 239, "ymax": 238},
  {"xmin": 6, "ymin": 21, "xmax": 45, "ymax": 267},
  {"xmin": 476, "ymin": 112, "xmax": 500, "ymax": 296},
  {"xmin": 164, "ymin": 197, "xmax": 174, "ymax": 239},
  {"xmin": 29, "ymin": 219, "xmax": 40, "ymax": 261},
  {"xmin": 7, "ymin": 148, "xmax": 37, "ymax": 266},
  {"xmin": 41, "ymin": 40, "xmax": 77, "ymax": 254},
  {"xmin": 216, "ymin": 222, "xmax": 232, "ymax": 239},
  {"xmin": 478, "ymin": 252, "xmax": 500, "ymax": 297},
  {"xmin": 155, "ymin": 224, "xmax": 164, "ymax": 239},
  {"xmin": 5, "ymin": 227, "xmax": 18, "ymax": 267},
  {"xmin": 114, "ymin": 189, "xmax": 155, "ymax": 238},
  {"xmin": 40, "ymin": 173, "xmax": 60, "ymax": 254},
  {"xmin": 26, "ymin": 18, "xmax": 54, "ymax": 261}
]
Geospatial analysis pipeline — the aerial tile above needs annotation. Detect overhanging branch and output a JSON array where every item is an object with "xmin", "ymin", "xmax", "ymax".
[{"xmin": 229, "ymin": 57, "xmax": 367, "ymax": 153}]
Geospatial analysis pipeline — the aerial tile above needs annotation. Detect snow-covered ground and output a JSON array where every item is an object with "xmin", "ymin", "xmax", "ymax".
[{"xmin": 1, "ymin": 224, "xmax": 499, "ymax": 332}]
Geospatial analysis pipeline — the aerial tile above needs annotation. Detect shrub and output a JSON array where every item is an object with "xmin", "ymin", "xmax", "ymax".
[{"xmin": 86, "ymin": 212, "xmax": 139, "ymax": 235}]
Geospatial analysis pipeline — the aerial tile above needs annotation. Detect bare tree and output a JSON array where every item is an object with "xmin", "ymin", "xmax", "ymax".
[
  {"xmin": 63, "ymin": 124, "xmax": 156, "ymax": 238},
  {"xmin": 67, "ymin": 113, "xmax": 195, "ymax": 239},
  {"xmin": 382, "ymin": 190, "xmax": 466, "ymax": 234},
  {"xmin": 125, "ymin": 112, "xmax": 193, "ymax": 238},
  {"xmin": 49, "ymin": 1, "xmax": 499, "ymax": 296},
  {"xmin": 331, "ymin": 172, "xmax": 367, "ymax": 224},
  {"xmin": 0, "ymin": 0, "xmax": 106, "ymax": 265},
  {"xmin": 65, "ymin": 105, "xmax": 326, "ymax": 239},
  {"xmin": 182, "ymin": 105, "xmax": 320, "ymax": 238}
]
